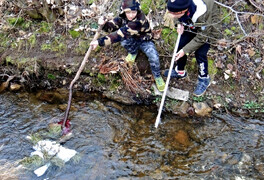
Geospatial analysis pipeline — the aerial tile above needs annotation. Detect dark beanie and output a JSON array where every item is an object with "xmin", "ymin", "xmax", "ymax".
[
  {"xmin": 121, "ymin": 0, "xmax": 140, "ymax": 12},
  {"xmin": 167, "ymin": 0, "xmax": 191, "ymax": 12}
]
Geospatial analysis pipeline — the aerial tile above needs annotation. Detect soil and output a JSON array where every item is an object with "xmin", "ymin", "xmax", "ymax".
[{"xmin": 0, "ymin": 3, "xmax": 263, "ymax": 118}]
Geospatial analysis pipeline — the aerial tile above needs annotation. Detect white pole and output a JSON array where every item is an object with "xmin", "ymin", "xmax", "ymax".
[{"xmin": 155, "ymin": 34, "xmax": 181, "ymax": 128}]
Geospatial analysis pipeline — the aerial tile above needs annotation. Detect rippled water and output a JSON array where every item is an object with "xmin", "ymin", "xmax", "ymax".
[{"xmin": 0, "ymin": 91, "xmax": 263, "ymax": 179}]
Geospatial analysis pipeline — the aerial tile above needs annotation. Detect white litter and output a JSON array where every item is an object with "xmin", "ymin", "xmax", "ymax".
[
  {"xmin": 34, "ymin": 163, "xmax": 51, "ymax": 177},
  {"xmin": 30, "ymin": 140, "xmax": 77, "ymax": 177},
  {"xmin": 152, "ymin": 84, "xmax": 189, "ymax": 101}
]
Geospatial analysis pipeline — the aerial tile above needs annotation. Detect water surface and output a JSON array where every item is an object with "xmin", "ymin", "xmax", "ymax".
[{"xmin": 0, "ymin": 91, "xmax": 263, "ymax": 179}]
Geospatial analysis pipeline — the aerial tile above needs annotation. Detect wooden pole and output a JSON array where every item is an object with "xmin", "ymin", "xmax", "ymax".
[{"xmin": 62, "ymin": 26, "xmax": 103, "ymax": 131}]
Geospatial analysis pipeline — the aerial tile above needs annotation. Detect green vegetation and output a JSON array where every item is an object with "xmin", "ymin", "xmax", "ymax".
[
  {"xmin": 243, "ymin": 101, "xmax": 264, "ymax": 113},
  {"xmin": 38, "ymin": 21, "xmax": 52, "ymax": 33},
  {"xmin": 161, "ymin": 28, "xmax": 178, "ymax": 51},
  {"xmin": 41, "ymin": 35, "xmax": 67, "ymax": 54},
  {"xmin": 221, "ymin": 8, "xmax": 231, "ymax": 24},
  {"xmin": 75, "ymin": 40, "xmax": 90, "ymax": 55},
  {"xmin": 224, "ymin": 28, "xmax": 233, "ymax": 36},
  {"xmin": 108, "ymin": 74, "xmax": 121, "ymax": 91},
  {"xmin": 20, "ymin": 155, "xmax": 44, "ymax": 169},
  {"xmin": 97, "ymin": 73, "xmax": 106, "ymax": 83},
  {"xmin": 141, "ymin": 0, "xmax": 152, "ymax": 14},
  {"xmin": 47, "ymin": 74, "xmax": 56, "ymax": 80},
  {"xmin": 29, "ymin": 133, "xmax": 42, "ymax": 145},
  {"xmin": 208, "ymin": 58, "xmax": 218, "ymax": 78},
  {"xmin": 8, "ymin": 17, "xmax": 24, "ymax": 26},
  {"xmin": 153, "ymin": 95, "xmax": 162, "ymax": 103},
  {"xmin": 28, "ymin": 33, "xmax": 37, "ymax": 49},
  {"xmin": 165, "ymin": 99, "xmax": 179, "ymax": 110},
  {"xmin": 68, "ymin": 29, "xmax": 81, "ymax": 39},
  {"xmin": 192, "ymin": 95, "xmax": 207, "ymax": 102}
]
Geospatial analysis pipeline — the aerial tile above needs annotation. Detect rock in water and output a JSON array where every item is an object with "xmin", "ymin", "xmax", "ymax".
[{"xmin": 193, "ymin": 102, "xmax": 212, "ymax": 116}]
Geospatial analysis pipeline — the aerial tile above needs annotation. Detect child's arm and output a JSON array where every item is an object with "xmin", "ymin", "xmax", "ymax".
[
  {"xmin": 102, "ymin": 17, "xmax": 123, "ymax": 33},
  {"xmin": 98, "ymin": 16, "xmax": 151, "ymax": 46}
]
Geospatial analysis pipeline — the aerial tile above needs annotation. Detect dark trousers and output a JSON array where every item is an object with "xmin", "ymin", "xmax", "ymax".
[
  {"xmin": 121, "ymin": 38, "xmax": 161, "ymax": 78},
  {"xmin": 177, "ymin": 31, "xmax": 210, "ymax": 77}
]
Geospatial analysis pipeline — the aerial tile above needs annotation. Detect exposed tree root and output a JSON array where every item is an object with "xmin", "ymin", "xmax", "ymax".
[{"xmin": 98, "ymin": 58, "xmax": 152, "ymax": 98}]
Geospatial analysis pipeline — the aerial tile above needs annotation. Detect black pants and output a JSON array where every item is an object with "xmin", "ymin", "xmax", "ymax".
[{"xmin": 177, "ymin": 30, "xmax": 210, "ymax": 78}]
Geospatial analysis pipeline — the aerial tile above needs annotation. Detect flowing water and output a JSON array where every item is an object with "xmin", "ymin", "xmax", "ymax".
[{"xmin": 0, "ymin": 91, "xmax": 263, "ymax": 179}]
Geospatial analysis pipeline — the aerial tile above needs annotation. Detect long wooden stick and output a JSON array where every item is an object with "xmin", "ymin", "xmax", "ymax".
[
  {"xmin": 62, "ymin": 26, "xmax": 103, "ymax": 130},
  {"xmin": 155, "ymin": 34, "xmax": 181, "ymax": 128}
]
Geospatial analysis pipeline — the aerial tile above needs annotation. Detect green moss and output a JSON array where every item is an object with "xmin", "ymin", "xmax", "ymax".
[
  {"xmin": 41, "ymin": 36, "xmax": 67, "ymax": 54},
  {"xmin": 5, "ymin": 56, "xmax": 14, "ymax": 66},
  {"xmin": 153, "ymin": 0, "xmax": 166, "ymax": 10},
  {"xmin": 108, "ymin": 74, "xmax": 121, "ymax": 91},
  {"xmin": 221, "ymin": 8, "xmax": 231, "ymax": 24},
  {"xmin": 97, "ymin": 73, "xmax": 106, "ymax": 83},
  {"xmin": 28, "ymin": 34, "xmax": 37, "ymax": 49},
  {"xmin": 68, "ymin": 29, "xmax": 81, "ymax": 39},
  {"xmin": 52, "ymin": 36, "xmax": 67, "ymax": 53},
  {"xmin": 41, "ymin": 43, "xmax": 52, "ymax": 51},
  {"xmin": 8, "ymin": 17, "xmax": 24, "ymax": 26},
  {"xmin": 5, "ymin": 56, "xmax": 40, "ymax": 74},
  {"xmin": 38, "ymin": 21, "xmax": 52, "ymax": 33},
  {"xmin": 47, "ymin": 73, "xmax": 56, "ymax": 80},
  {"xmin": 224, "ymin": 29, "xmax": 233, "ymax": 36}
]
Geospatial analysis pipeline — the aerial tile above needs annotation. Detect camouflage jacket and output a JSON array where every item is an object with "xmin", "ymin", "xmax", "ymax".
[{"xmin": 97, "ymin": 10, "xmax": 153, "ymax": 46}]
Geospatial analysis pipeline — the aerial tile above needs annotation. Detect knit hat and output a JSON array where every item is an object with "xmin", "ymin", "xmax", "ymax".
[
  {"xmin": 121, "ymin": 0, "xmax": 141, "ymax": 12},
  {"xmin": 167, "ymin": 0, "xmax": 191, "ymax": 12}
]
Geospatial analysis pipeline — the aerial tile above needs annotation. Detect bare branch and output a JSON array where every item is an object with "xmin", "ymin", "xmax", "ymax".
[{"xmin": 215, "ymin": 1, "xmax": 264, "ymax": 36}]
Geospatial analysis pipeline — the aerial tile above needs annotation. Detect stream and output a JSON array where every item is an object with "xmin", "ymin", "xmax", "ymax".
[{"xmin": 0, "ymin": 91, "xmax": 263, "ymax": 179}]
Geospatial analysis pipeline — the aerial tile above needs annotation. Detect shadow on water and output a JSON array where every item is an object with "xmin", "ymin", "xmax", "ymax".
[{"xmin": 0, "ymin": 91, "xmax": 263, "ymax": 179}]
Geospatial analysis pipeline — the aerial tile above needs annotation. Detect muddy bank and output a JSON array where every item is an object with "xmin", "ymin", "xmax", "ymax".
[{"xmin": 0, "ymin": 43, "xmax": 263, "ymax": 119}]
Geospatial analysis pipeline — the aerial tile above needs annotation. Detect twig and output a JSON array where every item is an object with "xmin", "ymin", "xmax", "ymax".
[
  {"xmin": 215, "ymin": 1, "xmax": 264, "ymax": 36},
  {"xmin": 248, "ymin": 0, "xmax": 264, "ymax": 12}
]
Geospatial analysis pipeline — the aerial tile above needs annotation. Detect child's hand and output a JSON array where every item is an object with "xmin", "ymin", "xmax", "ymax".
[
  {"xmin": 175, "ymin": 49, "xmax": 185, "ymax": 61},
  {"xmin": 177, "ymin": 24, "xmax": 184, "ymax": 35},
  {"xmin": 98, "ymin": 16, "xmax": 107, "ymax": 26},
  {"xmin": 90, "ymin": 40, "xmax": 98, "ymax": 50}
]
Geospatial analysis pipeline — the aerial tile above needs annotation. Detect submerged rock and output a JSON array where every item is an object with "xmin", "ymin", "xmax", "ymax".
[
  {"xmin": 174, "ymin": 130, "xmax": 191, "ymax": 147},
  {"xmin": 36, "ymin": 91, "xmax": 66, "ymax": 104}
]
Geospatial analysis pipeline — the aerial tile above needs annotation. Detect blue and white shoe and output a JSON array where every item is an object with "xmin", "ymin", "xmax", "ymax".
[
  {"xmin": 193, "ymin": 76, "xmax": 211, "ymax": 96},
  {"xmin": 164, "ymin": 66, "xmax": 187, "ymax": 79}
]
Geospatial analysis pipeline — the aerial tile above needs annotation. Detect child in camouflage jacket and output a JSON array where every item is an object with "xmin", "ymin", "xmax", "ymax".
[{"xmin": 90, "ymin": 0, "xmax": 165, "ymax": 92}]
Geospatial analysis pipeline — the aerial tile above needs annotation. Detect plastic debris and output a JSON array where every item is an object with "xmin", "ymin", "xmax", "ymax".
[
  {"xmin": 34, "ymin": 163, "xmax": 50, "ymax": 177},
  {"xmin": 152, "ymin": 84, "xmax": 189, "ymax": 101},
  {"xmin": 30, "ymin": 140, "xmax": 77, "ymax": 177}
]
